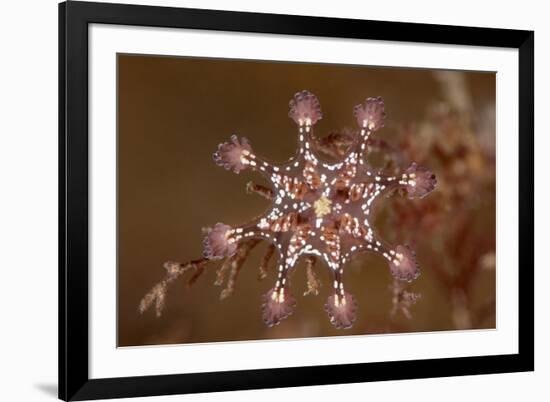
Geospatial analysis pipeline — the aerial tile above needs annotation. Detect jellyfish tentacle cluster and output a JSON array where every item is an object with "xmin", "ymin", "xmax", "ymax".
[{"xmin": 205, "ymin": 90, "xmax": 437, "ymax": 329}]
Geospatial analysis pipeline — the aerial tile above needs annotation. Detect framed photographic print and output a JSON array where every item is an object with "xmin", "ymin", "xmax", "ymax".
[{"xmin": 59, "ymin": 1, "xmax": 534, "ymax": 400}]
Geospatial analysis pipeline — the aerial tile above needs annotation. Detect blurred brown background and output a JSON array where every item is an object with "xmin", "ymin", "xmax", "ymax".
[{"xmin": 118, "ymin": 54, "xmax": 496, "ymax": 347}]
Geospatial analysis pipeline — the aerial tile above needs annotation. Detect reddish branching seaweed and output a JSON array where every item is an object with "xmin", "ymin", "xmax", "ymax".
[{"xmin": 140, "ymin": 90, "xmax": 436, "ymax": 329}]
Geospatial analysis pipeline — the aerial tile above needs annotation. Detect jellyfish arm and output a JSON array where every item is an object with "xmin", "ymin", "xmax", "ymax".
[
  {"xmin": 323, "ymin": 240, "xmax": 358, "ymax": 330},
  {"xmin": 364, "ymin": 234, "xmax": 422, "ymax": 283},
  {"xmin": 261, "ymin": 223, "xmax": 314, "ymax": 327},
  {"xmin": 343, "ymin": 96, "xmax": 386, "ymax": 169},
  {"xmin": 213, "ymin": 133, "xmax": 289, "ymax": 184},
  {"xmin": 352, "ymin": 161, "xmax": 438, "ymax": 202}
]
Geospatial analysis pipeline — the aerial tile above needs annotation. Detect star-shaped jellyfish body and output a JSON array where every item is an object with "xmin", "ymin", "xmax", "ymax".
[{"xmin": 205, "ymin": 90, "xmax": 437, "ymax": 329}]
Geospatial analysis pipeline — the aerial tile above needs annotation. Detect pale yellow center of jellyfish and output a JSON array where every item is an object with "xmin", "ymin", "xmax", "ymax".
[{"xmin": 314, "ymin": 196, "xmax": 332, "ymax": 218}]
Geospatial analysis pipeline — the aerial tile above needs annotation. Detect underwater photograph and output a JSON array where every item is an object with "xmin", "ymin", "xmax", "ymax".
[{"xmin": 117, "ymin": 54, "xmax": 496, "ymax": 347}]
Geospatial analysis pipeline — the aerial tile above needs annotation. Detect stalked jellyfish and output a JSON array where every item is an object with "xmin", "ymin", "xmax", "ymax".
[{"xmin": 140, "ymin": 90, "xmax": 437, "ymax": 329}]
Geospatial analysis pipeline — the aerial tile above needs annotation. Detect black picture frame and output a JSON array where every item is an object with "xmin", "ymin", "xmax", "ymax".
[{"xmin": 59, "ymin": 1, "xmax": 534, "ymax": 400}]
